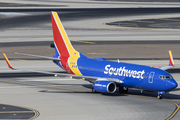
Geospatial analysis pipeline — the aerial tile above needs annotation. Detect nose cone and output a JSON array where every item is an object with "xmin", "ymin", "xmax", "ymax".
[{"xmin": 167, "ymin": 79, "xmax": 178, "ymax": 90}]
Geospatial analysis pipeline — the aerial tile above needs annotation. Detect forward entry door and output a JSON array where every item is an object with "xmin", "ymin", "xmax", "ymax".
[{"xmin": 148, "ymin": 72, "xmax": 155, "ymax": 83}]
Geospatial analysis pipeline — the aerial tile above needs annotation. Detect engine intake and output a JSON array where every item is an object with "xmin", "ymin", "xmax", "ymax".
[{"xmin": 94, "ymin": 80, "xmax": 116, "ymax": 93}]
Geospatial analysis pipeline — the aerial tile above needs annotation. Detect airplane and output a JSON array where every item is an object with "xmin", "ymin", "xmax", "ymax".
[{"xmin": 3, "ymin": 11, "xmax": 178, "ymax": 99}]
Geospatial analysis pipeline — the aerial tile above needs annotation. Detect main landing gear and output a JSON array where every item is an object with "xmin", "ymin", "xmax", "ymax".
[
  {"xmin": 119, "ymin": 87, "xmax": 128, "ymax": 93},
  {"xmin": 92, "ymin": 84, "xmax": 98, "ymax": 93}
]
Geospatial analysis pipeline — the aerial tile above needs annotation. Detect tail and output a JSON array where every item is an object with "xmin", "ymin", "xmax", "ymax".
[
  {"xmin": 160, "ymin": 50, "xmax": 175, "ymax": 70},
  {"xmin": 169, "ymin": 50, "xmax": 174, "ymax": 66},
  {"xmin": 51, "ymin": 11, "xmax": 83, "ymax": 75},
  {"xmin": 51, "ymin": 11, "xmax": 78, "ymax": 58}
]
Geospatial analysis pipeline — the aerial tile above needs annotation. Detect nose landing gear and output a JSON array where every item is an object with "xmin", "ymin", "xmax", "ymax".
[
  {"xmin": 157, "ymin": 91, "xmax": 165, "ymax": 99},
  {"xmin": 157, "ymin": 94, "xmax": 163, "ymax": 99}
]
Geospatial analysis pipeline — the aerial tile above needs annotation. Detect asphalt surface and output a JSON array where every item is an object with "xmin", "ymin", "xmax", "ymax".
[
  {"xmin": 106, "ymin": 17, "xmax": 180, "ymax": 29},
  {"xmin": 0, "ymin": 60, "xmax": 180, "ymax": 120},
  {"xmin": 94, "ymin": 0, "xmax": 180, "ymax": 2},
  {"xmin": 1, "ymin": 8, "xmax": 180, "ymax": 30},
  {"xmin": 1, "ymin": 40, "xmax": 180, "ymax": 60},
  {"xmin": 1, "ymin": 0, "xmax": 180, "ymax": 120},
  {"xmin": 0, "ymin": 104, "xmax": 39, "ymax": 119}
]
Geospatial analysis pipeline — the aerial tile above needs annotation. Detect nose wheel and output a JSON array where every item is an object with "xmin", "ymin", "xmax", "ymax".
[{"xmin": 157, "ymin": 94, "xmax": 162, "ymax": 99}]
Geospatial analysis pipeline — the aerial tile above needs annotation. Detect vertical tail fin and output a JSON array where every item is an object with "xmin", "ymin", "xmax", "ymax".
[
  {"xmin": 160, "ymin": 50, "xmax": 174, "ymax": 70},
  {"xmin": 169, "ymin": 50, "xmax": 174, "ymax": 66},
  {"xmin": 50, "ymin": 11, "xmax": 82, "ymax": 75},
  {"xmin": 51, "ymin": 11, "xmax": 77, "ymax": 58}
]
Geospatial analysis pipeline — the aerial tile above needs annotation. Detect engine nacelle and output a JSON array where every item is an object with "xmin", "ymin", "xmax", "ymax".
[{"xmin": 94, "ymin": 81, "xmax": 116, "ymax": 93}]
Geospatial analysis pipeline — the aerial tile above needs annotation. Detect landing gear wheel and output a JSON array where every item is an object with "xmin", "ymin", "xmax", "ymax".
[
  {"xmin": 157, "ymin": 94, "xmax": 163, "ymax": 99},
  {"xmin": 119, "ymin": 87, "xmax": 128, "ymax": 93},
  {"xmin": 92, "ymin": 84, "xmax": 97, "ymax": 93},
  {"xmin": 123, "ymin": 87, "xmax": 128, "ymax": 93},
  {"xmin": 92, "ymin": 88, "xmax": 97, "ymax": 93},
  {"xmin": 119, "ymin": 87, "xmax": 124, "ymax": 93}
]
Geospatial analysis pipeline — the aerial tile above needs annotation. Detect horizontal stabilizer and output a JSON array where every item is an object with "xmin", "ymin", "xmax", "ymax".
[{"xmin": 15, "ymin": 52, "xmax": 60, "ymax": 61}]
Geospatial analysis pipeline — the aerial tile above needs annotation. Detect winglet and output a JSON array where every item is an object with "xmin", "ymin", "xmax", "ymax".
[
  {"xmin": 169, "ymin": 50, "xmax": 174, "ymax": 66},
  {"xmin": 3, "ymin": 53, "xmax": 14, "ymax": 70}
]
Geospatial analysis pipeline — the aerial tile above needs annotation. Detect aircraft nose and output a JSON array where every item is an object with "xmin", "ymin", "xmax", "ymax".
[{"xmin": 167, "ymin": 79, "xmax": 178, "ymax": 90}]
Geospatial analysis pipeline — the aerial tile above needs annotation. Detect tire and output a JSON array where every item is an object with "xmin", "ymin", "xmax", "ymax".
[
  {"xmin": 119, "ymin": 87, "xmax": 128, "ymax": 93},
  {"xmin": 157, "ymin": 95, "xmax": 162, "ymax": 99},
  {"xmin": 123, "ymin": 87, "xmax": 128, "ymax": 93},
  {"xmin": 119, "ymin": 87, "xmax": 124, "ymax": 93},
  {"xmin": 92, "ymin": 84, "xmax": 97, "ymax": 93}
]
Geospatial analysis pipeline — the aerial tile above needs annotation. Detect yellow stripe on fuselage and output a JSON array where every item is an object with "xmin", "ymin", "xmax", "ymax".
[
  {"xmin": 53, "ymin": 12, "xmax": 82, "ymax": 75},
  {"xmin": 68, "ymin": 54, "xmax": 82, "ymax": 75}
]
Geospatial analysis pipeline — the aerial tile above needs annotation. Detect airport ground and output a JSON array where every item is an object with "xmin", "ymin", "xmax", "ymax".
[{"xmin": 1, "ymin": 0, "xmax": 180, "ymax": 120}]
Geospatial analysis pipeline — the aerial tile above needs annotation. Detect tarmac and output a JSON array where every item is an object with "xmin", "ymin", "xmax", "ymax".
[{"xmin": 0, "ymin": 0, "xmax": 180, "ymax": 119}]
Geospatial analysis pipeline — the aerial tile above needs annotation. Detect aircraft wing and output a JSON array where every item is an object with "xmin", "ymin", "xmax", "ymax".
[
  {"xmin": 3, "ymin": 53, "xmax": 123, "ymax": 84},
  {"xmin": 15, "ymin": 52, "xmax": 60, "ymax": 61}
]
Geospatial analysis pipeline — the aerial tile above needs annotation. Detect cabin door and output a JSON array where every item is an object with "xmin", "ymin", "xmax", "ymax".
[{"xmin": 148, "ymin": 72, "xmax": 155, "ymax": 83}]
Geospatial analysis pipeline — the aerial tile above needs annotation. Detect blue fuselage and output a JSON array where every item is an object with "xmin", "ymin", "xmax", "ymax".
[{"xmin": 74, "ymin": 56, "xmax": 178, "ymax": 92}]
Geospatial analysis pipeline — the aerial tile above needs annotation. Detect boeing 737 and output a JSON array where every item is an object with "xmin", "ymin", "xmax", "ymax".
[{"xmin": 3, "ymin": 11, "xmax": 178, "ymax": 99}]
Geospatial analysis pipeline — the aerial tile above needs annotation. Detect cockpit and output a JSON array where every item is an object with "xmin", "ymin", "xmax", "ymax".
[{"xmin": 159, "ymin": 75, "xmax": 173, "ymax": 79}]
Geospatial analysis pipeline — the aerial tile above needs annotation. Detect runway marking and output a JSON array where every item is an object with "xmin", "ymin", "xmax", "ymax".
[
  {"xmin": 0, "ymin": 17, "xmax": 8, "ymax": 23},
  {"xmin": 126, "ymin": 94, "xmax": 180, "ymax": 120},
  {"xmin": 72, "ymin": 40, "xmax": 95, "ymax": 44},
  {"xmin": 0, "ymin": 103, "xmax": 39, "ymax": 120},
  {"xmin": 0, "ymin": 78, "xmax": 179, "ymax": 119},
  {"xmin": 164, "ymin": 100, "xmax": 180, "ymax": 120}
]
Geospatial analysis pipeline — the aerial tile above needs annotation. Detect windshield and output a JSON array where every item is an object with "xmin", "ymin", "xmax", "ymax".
[{"xmin": 159, "ymin": 75, "xmax": 172, "ymax": 79}]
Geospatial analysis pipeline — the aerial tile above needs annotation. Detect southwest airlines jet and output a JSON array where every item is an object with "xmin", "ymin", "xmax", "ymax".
[{"xmin": 3, "ymin": 11, "xmax": 178, "ymax": 99}]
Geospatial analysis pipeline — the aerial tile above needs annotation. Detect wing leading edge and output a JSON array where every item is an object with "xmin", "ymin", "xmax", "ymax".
[{"xmin": 3, "ymin": 53, "xmax": 123, "ymax": 84}]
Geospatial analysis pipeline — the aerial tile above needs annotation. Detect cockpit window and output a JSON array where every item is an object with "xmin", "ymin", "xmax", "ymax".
[
  {"xmin": 159, "ymin": 75, "xmax": 172, "ymax": 79},
  {"xmin": 165, "ymin": 76, "xmax": 172, "ymax": 79}
]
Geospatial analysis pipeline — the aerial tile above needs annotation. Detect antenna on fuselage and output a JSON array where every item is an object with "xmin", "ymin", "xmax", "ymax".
[{"xmin": 117, "ymin": 59, "xmax": 120, "ymax": 63}]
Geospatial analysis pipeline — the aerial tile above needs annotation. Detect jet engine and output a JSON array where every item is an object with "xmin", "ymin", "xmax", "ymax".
[{"xmin": 93, "ymin": 80, "xmax": 116, "ymax": 93}]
